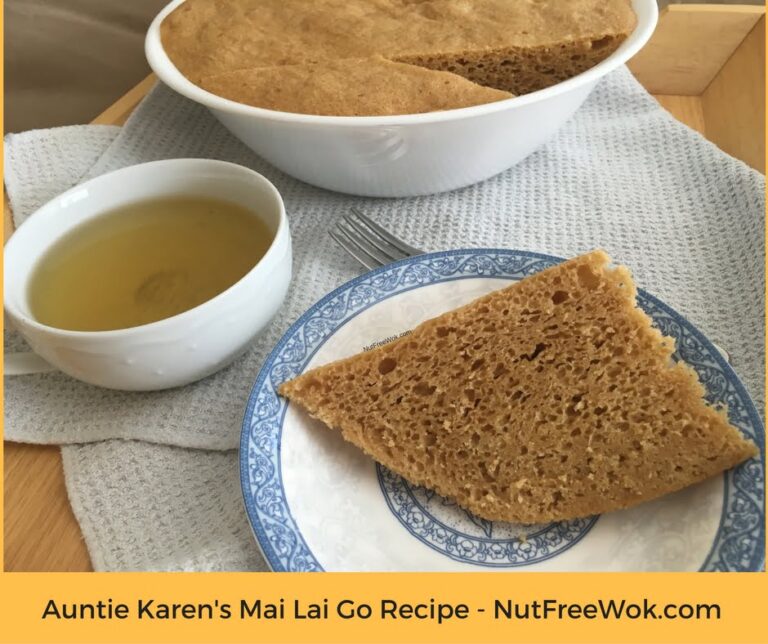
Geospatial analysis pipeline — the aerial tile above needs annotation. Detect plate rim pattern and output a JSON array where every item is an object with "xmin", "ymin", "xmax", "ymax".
[
  {"xmin": 377, "ymin": 464, "xmax": 600, "ymax": 567},
  {"xmin": 239, "ymin": 249, "xmax": 765, "ymax": 572}
]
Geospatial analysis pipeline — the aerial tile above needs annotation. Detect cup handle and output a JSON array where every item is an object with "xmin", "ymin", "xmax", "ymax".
[{"xmin": 4, "ymin": 351, "xmax": 57, "ymax": 375}]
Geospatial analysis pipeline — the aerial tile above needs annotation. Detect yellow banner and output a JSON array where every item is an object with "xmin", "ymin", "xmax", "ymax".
[{"xmin": 1, "ymin": 572, "xmax": 767, "ymax": 643}]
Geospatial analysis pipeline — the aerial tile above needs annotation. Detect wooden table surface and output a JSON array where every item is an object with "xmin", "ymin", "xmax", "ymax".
[{"xmin": 4, "ymin": 4, "xmax": 764, "ymax": 571}]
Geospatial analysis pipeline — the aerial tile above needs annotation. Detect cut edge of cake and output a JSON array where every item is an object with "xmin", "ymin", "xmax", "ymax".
[{"xmin": 199, "ymin": 56, "xmax": 514, "ymax": 116}]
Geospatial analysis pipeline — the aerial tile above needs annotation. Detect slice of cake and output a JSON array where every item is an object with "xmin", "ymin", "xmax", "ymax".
[
  {"xmin": 201, "ymin": 57, "xmax": 513, "ymax": 116},
  {"xmin": 279, "ymin": 251, "xmax": 758, "ymax": 523}
]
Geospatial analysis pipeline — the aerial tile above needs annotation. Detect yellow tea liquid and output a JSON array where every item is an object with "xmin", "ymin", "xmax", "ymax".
[{"xmin": 28, "ymin": 196, "xmax": 273, "ymax": 331}]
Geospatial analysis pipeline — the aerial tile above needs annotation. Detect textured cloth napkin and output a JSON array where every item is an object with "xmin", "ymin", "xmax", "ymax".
[{"xmin": 4, "ymin": 67, "xmax": 765, "ymax": 570}]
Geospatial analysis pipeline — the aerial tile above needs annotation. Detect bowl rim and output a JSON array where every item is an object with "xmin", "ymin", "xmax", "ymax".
[
  {"xmin": 146, "ymin": 0, "xmax": 658, "ymax": 127},
  {"xmin": 3, "ymin": 158, "xmax": 290, "ymax": 340}
]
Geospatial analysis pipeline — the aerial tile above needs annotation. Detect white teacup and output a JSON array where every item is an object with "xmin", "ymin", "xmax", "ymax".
[{"xmin": 4, "ymin": 159, "xmax": 292, "ymax": 391}]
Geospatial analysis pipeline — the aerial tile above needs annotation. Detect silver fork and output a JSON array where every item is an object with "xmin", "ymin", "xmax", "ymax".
[
  {"xmin": 330, "ymin": 208, "xmax": 733, "ymax": 365},
  {"xmin": 330, "ymin": 207, "xmax": 423, "ymax": 270}
]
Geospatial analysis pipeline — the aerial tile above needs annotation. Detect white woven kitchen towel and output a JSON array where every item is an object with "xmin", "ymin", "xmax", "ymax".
[
  {"xmin": 62, "ymin": 440, "xmax": 268, "ymax": 571},
  {"xmin": 4, "ymin": 66, "xmax": 765, "ymax": 570}
]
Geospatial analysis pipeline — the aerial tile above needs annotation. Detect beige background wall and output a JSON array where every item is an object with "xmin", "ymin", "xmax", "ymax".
[
  {"xmin": 5, "ymin": 0, "xmax": 166, "ymax": 132},
  {"xmin": 4, "ymin": 0, "xmax": 765, "ymax": 133}
]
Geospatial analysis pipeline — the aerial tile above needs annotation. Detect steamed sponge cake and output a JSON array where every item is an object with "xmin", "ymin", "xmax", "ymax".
[
  {"xmin": 200, "ymin": 57, "xmax": 514, "ymax": 116},
  {"xmin": 279, "ymin": 251, "xmax": 757, "ymax": 523},
  {"xmin": 161, "ymin": 0, "xmax": 636, "ymax": 115}
]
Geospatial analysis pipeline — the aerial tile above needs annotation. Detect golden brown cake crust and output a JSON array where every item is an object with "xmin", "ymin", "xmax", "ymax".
[
  {"xmin": 161, "ymin": 0, "xmax": 637, "ymax": 115},
  {"xmin": 201, "ymin": 56, "xmax": 513, "ymax": 116},
  {"xmin": 279, "ymin": 251, "xmax": 758, "ymax": 523}
]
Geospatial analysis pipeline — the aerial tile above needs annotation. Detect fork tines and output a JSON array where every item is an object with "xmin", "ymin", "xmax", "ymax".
[{"xmin": 331, "ymin": 208, "xmax": 422, "ymax": 270}]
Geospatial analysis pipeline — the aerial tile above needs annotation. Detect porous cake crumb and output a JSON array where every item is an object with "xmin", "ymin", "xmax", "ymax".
[
  {"xmin": 280, "ymin": 251, "xmax": 758, "ymax": 523},
  {"xmin": 201, "ymin": 57, "xmax": 513, "ymax": 116}
]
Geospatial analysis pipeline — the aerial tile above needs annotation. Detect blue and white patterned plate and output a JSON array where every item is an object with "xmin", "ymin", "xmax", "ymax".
[{"xmin": 240, "ymin": 250, "xmax": 764, "ymax": 572}]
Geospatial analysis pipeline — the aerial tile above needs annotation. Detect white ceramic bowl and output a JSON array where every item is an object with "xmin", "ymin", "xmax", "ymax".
[
  {"xmin": 4, "ymin": 159, "xmax": 292, "ymax": 391},
  {"xmin": 146, "ymin": 0, "xmax": 657, "ymax": 198}
]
